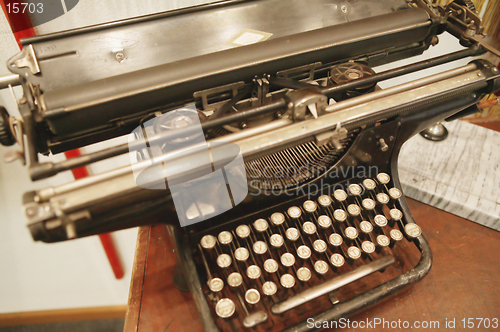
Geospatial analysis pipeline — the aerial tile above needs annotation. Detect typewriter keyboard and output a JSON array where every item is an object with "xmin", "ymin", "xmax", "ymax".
[{"xmin": 193, "ymin": 173, "xmax": 422, "ymax": 330}]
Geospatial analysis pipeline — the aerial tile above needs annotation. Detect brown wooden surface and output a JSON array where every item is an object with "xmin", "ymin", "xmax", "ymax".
[{"xmin": 124, "ymin": 199, "xmax": 500, "ymax": 332}]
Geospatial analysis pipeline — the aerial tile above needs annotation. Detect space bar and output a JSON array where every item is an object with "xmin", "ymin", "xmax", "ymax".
[{"xmin": 271, "ymin": 256, "xmax": 395, "ymax": 315}]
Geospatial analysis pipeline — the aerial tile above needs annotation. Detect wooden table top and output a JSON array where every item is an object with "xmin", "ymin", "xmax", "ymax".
[{"xmin": 123, "ymin": 197, "xmax": 500, "ymax": 332}]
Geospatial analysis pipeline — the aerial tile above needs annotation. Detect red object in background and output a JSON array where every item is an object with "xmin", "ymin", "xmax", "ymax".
[{"xmin": 1, "ymin": 2, "xmax": 125, "ymax": 279}]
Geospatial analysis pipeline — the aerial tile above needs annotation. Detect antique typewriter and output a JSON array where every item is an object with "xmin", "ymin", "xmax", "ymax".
[{"xmin": 1, "ymin": 0, "xmax": 499, "ymax": 331}]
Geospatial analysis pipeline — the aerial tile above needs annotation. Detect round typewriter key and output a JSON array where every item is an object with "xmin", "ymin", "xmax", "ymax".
[
  {"xmin": 297, "ymin": 267, "xmax": 312, "ymax": 282},
  {"xmin": 245, "ymin": 288, "xmax": 261, "ymax": 304},
  {"xmin": 263, "ymin": 259, "xmax": 279, "ymax": 273},
  {"xmin": 234, "ymin": 247, "xmax": 250, "ymax": 262},
  {"xmin": 376, "ymin": 193, "xmax": 390, "ymax": 205},
  {"xmin": 333, "ymin": 189, "xmax": 348, "ymax": 202},
  {"xmin": 374, "ymin": 214, "xmax": 388, "ymax": 227},
  {"xmin": 317, "ymin": 215, "xmax": 332, "ymax": 228},
  {"xmin": 262, "ymin": 281, "xmax": 278, "ymax": 296},
  {"xmin": 347, "ymin": 246, "xmax": 361, "ymax": 260},
  {"xmin": 253, "ymin": 241, "xmax": 268, "ymax": 255},
  {"xmin": 348, "ymin": 184, "xmax": 362, "ymax": 196},
  {"xmin": 347, "ymin": 204, "xmax": 361, "ymax": 217},
  {"xmin": 329, "ymin": 233, "xmax": 343, "ymax": 247},
  {"xmin": 236, "ymin": 224, "xmax": 251, "ymax": 239},
  {"xmin": 247, "ymin": 265, "xmax": 262, "ymax": 280},
  {"xmin": 253, "ymin": 218, "xmax": 269, "ymax": 232},
  {"xmin": 297, "ymin": 245, "xmax": 312, "ymax": 259},
  {"xmin": 314, "ymin": 260, "xmax": 329, "ymax": 275},
  {"xmin": 208, "ymin": 278, "xmax": 224, "ymax": 292},
  {"xmin": 376, "ymin": 235, "xmax": 390, "ymax": 247},
  {"xmin": 270, "ymin": 234, "xmax": 284, "ymax": 248},
  {"xmin": 217, "ymin": 254, "xmax": 232, "ymax": 268},
  {"xmin": 390, "ymin": 229, "xmax": 404, "ymax": 242},
  {"xmin": 313, "ymin": 239, "xmax": 328, "ymax": 253},
  {"xmin": 362, "ymin": 198, "xmax": 376, "ymax": 211},
  {"xmin": 359, "ymin": 221, "xmax": 374, "ymax": 234},
  {"xmin": 344, "ymin": 226, "xmax": 358, "ymax": 240},
  {"xmin": 389, "ymin": 208, "xmax": 403, "ymax": 221},
  {"xmin": 218, "ymin": 231, "xmax": 233, "ymax": 245},
  {"xmin": 200, "ymin": 235, "xmax": 217, "ymax": 250},
  {"xmin": 404, "ymin": 223, "xmax": 422, "ymax": 238},
  {"xmin": 302, "ymin": 221, "xmax": 317, "ymax": 235},
  {"xmin": 363, "ymin": 178, "xmax": 377, "ymax": 191},
  {"xmin": 318, "ymin": 195, "xmax": 332, "ymax": 207},
  {"xmin": 227, "ymin": 272, "xmax": 243, "ymax": 288},
  {"xmin": 376, "ymin": 173, "xmax": 391, "ymax": 184},
  {"xmin": 287, "ymin": 206, "xmax": 302, "ymax": 219},
  {"xmin": 361, "ymin": 241, "xmax": 376, "ymax": 254},
  {"xmin": 280, "ymin": 274, "xmax": 296, "ymax": 288},
  {"xmin": 216, "ymin": 298, "xmax": 235, "ymax": 318},
  {"xmin": 270, "ymin": 212, "xmax": 285, "ymax": 226},
  {"xmin": 388, "ymin": 187, "xmax": 402, "ymax": 200},
  {"xmin": 333, "ymin": 209, "xmax": 347, "ymax": 222},
  {"xmin": 285, "ymin": 228, "xmax": 300, "ymax": 241},
  {"xmin": 303, "ymin": 200, "xmax": 317, "ymax": 213},
  {"xmin": 281, "ymin": 253, "xmax": 296, "ymax": 267},
  {"xmin": 330, "ymin": 253, "xmax": 345, "ymax": 267}
]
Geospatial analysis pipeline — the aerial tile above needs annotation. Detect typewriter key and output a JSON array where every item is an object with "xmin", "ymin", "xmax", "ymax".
[
  {"xmin": 217, "ymin": 254, "xmax": 232, "ymax": 268},
  {"xmin": 333, "ymin": 209, "xmax": 347, "ymax": 223},
  {"xmin": 270, "ymin": 234, "xmax": 284, "ymax": 248},
  {"xmin": 318, "ymin": 195, "xmax": 332, "ymax": 207},
  {"xmin": 281, "ymin": 253, "xmax": 296, "ymax": 267},
  {"xmin": 344, "ymin": 226, "xmax": 359, "ymax": 240},
  {"xmin": 333, "ymin": 189, "xmax": 348, "ymax": 202},
  {"xmin": 330, "ymin": 253, "xmax": 345, "ymax": 267},
  {"xmin": 329, "ymin": 233, "xmax": 343, "ymax": 247},
  {"xmin": 218, "ymin": 231, "xmax": 233, "ymax": 245},
  {"xmin": 227, "ymin": 272, "xmax": 243, "ymax": 288},
  {"xmin": 297, "ymin": 245, "xmax": 312, "ymax": 260},
  {"xmin": 362, "ymin": 198, "xmax": 376, "ymax": 211},
  {"xmin": 318, "ymin": 215, "xmax": 332, "ymax": 228},
  {"xmin": 208, "ymin": 277, "xmax": 224, "ymax": 292},
  {"xmin": 236, "ymin": 224, "xmax": 251, "ymax": 239},
  {"xmin": 285, "ymin": 228, "xmax": 300, "ymax": 241},
  {"xmin": 313, "ymin": 239, "xmax": 328, "ymax": 253},
  {"xmin": 361, "ymin": 241, "xmax": 376, "ymax": 254},
  {"xmin": 347, "ymin": 246, "xmax": 361, "ymax": 260},
  {"xmin": 388, "ymin": 187, "xmax": 402, "ymax": 200},
  {"xmin": 234, "ymin": 247, "xmax": 250, "ymax": 262},
  {"xmin": 376, "ymin": 173, "xmax": 391, "ymax": 184},
  {"xmin": 253, "ymin": 241, "xmax": 268, "ymax": 255},
  {"xmin": 302, "ymin": 221, "xmax": 317, "ymax": 235},
  {"xmin": 347, "ymin": 204, "xmax": 361, "ymax": 217},
  {"xmin": 263, "ymin": 259, "xmax": 279, "ymax": 273},
  {"xmin": 314, "ymin": 260, "xmax": 329, "ymax": 275},
  {"xmin": 389, "ymin": 208, "xmax": 403, "ymax": 221},
  {"xmin": 303, "ymin": 200, "xmax": 317, "ymax": 213},
  {"xmin": 348, "ymin": 184, "xmax": 363, "ymax": 196},
  {"xmin": 404, "ymin": 223, "xmax": 422, "ymax": 239},
  {"xmin": 363, "ymin": 179, "xmax": 377, "ymax": 191},
  {"xmin": 262, "ymin": 281, "xmax": 278, "ymax": 296},
  {"xmin": 359, "ymin": 221, "xmax": 374, "ymax": 234},
  {"xmin": 373, "ymin": 214, "xmax": 388, "ymax": 227},
  {"xmin": 245, "ymin": 289, "xmax": 261, "ymax": 304},
  {"xmin": 280, "ymin": 274, "xmax": 296, "ymax": 288},
  {"xmin": 297, "ymin": 267, "xmax": 312, "ymax": 282},
  {"xmin": 376, "ymin": 193, "xmax": 390, "ymax": 205},
  {"xmin": 216, "ymin": 298, "xmax": 235, "ymax": 318},
  {"xmin": 390, "ymin": 229, "xmax": 404, "ymax": 241},
  {"xmin": 287, "ymin": 206, "xmax": 302, "ymax": 219},
  {"xmin": 376, "ymin": 235, "xmax": 390, "ymax": 247},
  {"xmin": 200, "ymin": 235, "xmax": 217, "ymax": 250},
  {"xmin": 270, "ymin": 212, "xmax": 285, "ymax": 226},
  {"xmin": 254, "ymin": 218, "xmax": 269, "ymax": 232},
  {"xmin": 247, "ymin": 265, "xmax": 262, "ymax": 280}
]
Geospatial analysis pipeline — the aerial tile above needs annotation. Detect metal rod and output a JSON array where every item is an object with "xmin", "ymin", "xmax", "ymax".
[
  {"xmin": 271, "ymin": 255, "xmax": 395, "ymax": 314},
  {"xmin": 0, "ymin": 74, "xmax": 21, "ymax": 89}
]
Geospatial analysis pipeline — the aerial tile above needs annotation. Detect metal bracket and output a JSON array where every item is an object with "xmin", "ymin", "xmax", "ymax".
[
  {"xmin": 193, "ymin": 81, "xmax": 245, "ymax": 112},
  {"xmin": 285, "ymin": 87, "xmax": 328, "ymax": 122},
  {"xmin": 9, "ymin": 45, "xmax": 41, "ymax": 75},
  {"xmin": 252, "ymin": 75, "xmax": 271, "ymax": 107},
  {"xmin": 315, "ymin": 123, "xmax": 348, "ymax": 149},
  {"xmin": 277, "ymin": 62, "xmax": 322, "ymax": 81}
]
